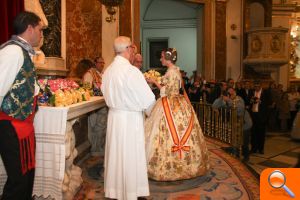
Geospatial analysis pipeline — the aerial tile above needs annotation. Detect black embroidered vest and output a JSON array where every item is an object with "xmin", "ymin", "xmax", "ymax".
[{"xmin": 1, "ymin": 42, "xmax": 37, "ymax": 120}]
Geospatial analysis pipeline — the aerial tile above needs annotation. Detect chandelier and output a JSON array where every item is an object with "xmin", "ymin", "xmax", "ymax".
[{"xmin": 99, "ymin": 0, "xmax": 124, "ymax": 22}]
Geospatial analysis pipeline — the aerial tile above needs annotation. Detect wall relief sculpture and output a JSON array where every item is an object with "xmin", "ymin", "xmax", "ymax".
[
  {"xmin": 244, "ymin": 27, "xmax": 288, "ymax": 78},
  {"xmin": 270, "ymin": 35, "xmax": 281, "ymax": 53},
  {"xmin": 251, "ymin": 35, "xmax": 262, "ymax": 53}
]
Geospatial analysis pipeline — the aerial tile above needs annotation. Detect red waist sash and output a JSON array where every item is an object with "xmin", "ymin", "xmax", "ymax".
[{"xmin": 0, "ymin": 98, "xmax": 36, "ymax": 174}]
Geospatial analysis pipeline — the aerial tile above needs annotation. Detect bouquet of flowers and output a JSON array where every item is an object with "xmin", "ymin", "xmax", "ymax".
[
  {"xmin": 144, "ymin": 70, "xmax": 161, "ymax": 84},
  {"xmin": 38, "ymin": 79, "xmax": 91, "ymax": 107}
]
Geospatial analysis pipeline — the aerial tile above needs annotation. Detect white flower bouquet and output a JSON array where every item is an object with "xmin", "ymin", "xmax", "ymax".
[{"xmin": 144, "ymin": 70, "xmax": 161, "ymax": 84}]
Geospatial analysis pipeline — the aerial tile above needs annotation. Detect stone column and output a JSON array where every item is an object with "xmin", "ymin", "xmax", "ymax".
[
  {"xmin": 88, "ymin": 107, "xmax": 108, "ymax": 156},
  {"xmin": 63, "ymin": 119, "xmax": 83, "ymax": 200}
]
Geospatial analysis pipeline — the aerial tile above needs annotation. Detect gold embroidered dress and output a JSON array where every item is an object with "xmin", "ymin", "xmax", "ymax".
[{"xmin": 145, "ymin": 66, "xmax": 210, "ymax": 181}]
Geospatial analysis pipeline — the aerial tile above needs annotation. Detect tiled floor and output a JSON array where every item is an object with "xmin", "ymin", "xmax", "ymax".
[
  {"xmin": 32, "ymin": 131, "xmax": 299, "ymax": 200},
  {"xmin": 73, "ymin": 139, "xmax": 260, "ymax": 200},
  {"xmin": 246, "ymin": 132, "xmax": 300, "ymax": 175}
]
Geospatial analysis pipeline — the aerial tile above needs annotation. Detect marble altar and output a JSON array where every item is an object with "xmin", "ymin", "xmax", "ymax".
[{"xmin": 0, "ymin": 97, "xmax": 106, "ymax": 200}]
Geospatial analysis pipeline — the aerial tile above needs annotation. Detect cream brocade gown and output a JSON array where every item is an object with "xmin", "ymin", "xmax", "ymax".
[{"xmin": 145, "ymin": 66, "xmax": 210, "ymax": 181}]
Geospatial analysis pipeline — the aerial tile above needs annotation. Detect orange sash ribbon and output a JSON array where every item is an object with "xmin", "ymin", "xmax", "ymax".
[{"xmin": 162, "ymin": 96, "xmax": 194, "ymax": 159}]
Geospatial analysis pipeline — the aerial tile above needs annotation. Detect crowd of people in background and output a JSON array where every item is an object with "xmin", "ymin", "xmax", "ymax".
[
  {"xmin": 182, "ymin": 70, "xmax": 300, "ymax": 133},
  {"xmin": 177, "ymin": 70, "xmax": 300, "ymax": 162}
]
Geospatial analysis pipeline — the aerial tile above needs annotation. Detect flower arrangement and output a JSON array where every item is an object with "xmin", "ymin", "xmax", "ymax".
[
  {"xmin": 144, "ymin": 70, "xmax": 161, "ymax": 84},
  {"xmin": 38, "ymin": 79, "xmax": 91, "ymax": 107},
  {"xmin": 39, "ymin": 79, "xmax": 79, "ymax": 92}
]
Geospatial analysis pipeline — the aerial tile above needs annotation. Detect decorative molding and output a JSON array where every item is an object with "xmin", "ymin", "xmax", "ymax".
[
  {"xmin": 142, "ymin": 19, "xmax": 197, "ymax": 29},
  {"xmin": 272, "ymin": 3, "xmax": 298, "ymax": 12},
  {"xmin": 185, "ymin": 0, "xmax": 206, "ymax": 3},
  {"xmin": 272, "ymin": 1, "xmax": 300, "ymax": 17},
  {"xmin": 272, "ymin": 12, "xmax": 295, "ymax": 16},
  {"xmin": 36, "ymin": 68, "xmax": 69, "ymax": 77},
  {"xmin": 36, "ymin": 57, "xmax": 69, "ymax": 77}
]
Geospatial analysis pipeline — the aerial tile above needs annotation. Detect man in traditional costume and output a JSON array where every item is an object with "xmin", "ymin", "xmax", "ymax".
[
  {"xmin": 0, "ymin": 11, "xmax": 43, "ymax": 199},
  {"xmin": 101, "ymin": 36, "xmax": 155, "ymax": 199},
  {"xmin": 24, "ymin": 0, "xmax": 48, "ymax": 67}
]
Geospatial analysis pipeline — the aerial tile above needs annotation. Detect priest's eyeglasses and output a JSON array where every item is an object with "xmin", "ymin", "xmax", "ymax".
[{"xmin": 126, "ymin": 45, "xmax": 134, "ymax": 49}]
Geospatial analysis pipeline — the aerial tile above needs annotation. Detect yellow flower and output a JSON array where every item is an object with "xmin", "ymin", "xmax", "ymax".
[{"xmin": 144, "ymin": 70, "xmax": 162, "ymax": 84}]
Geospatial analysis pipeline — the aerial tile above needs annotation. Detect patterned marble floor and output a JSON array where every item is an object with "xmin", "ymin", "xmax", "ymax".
[
  {"xmin": 246, "ymin": 132, "xmax": 300, "ymax": 175},
  {"xmin": 74, "ymin": 138, "xmax": 259, "ymax": 200},
  {"xmin": 32, "ymin": 131, "xmax": 299, "ymax": 200}
]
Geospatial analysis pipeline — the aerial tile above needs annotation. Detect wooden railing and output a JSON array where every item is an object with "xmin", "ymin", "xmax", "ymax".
[{"xmin": 192, "ymin": 99, "xmax": 244, "ymax": 156}]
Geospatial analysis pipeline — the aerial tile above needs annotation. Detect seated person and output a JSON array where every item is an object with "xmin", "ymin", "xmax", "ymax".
[{"xmin": 77, "ymin": 58, "xmax": 104, "ymax": 96}]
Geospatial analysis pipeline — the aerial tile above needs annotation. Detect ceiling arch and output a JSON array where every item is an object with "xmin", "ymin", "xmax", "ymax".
[{"xmin": 142, "ymin": 0, "xmax": 202, "ymax": 21}]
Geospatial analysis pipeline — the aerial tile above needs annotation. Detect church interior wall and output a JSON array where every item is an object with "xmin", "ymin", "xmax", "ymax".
[
  {"xmin": 65, "ymin": 0, "xmax": 102, "ymax": 77},
  {"xmin": 196, "ymin": 8, "xmax": 204, "ymax": 76},
  {"xmin": 272, "ymin": 15, "xmax": 292, "ymax": 89},
  {"xmin": 101, "ymin": 5, "xmax": 119, "ymax": 69},
  {"xmin": 249, "ymin": 2, "xmax": 265, "ymax": 28},
  {"xmin": 141, "ymin": 0, "xmax": 202, "ymax": 77},
  {"xmin": 30, "ymin": 0, "xmax": 299, "ymax": 85},
  {"xmin": 142, "ymin": 27, "xmax": 197, "ymax": 76},
  {"xmin": 226, "ymin": 0, "xmax": 243, "ymax": 81},
  {"xmin": 215, "ymin": 1, "xmax": 227, "ymax": 81}
]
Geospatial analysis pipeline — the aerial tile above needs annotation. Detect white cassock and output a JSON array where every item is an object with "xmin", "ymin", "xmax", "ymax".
[{"xmin": 101, "ymin": 55, "xmax": 155, "ymax": 200}]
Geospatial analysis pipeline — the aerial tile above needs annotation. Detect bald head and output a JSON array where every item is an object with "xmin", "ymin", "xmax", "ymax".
[
  {"xmin": 113, "ymin": 36, "xmax": 135, "ymax": 61},
  {"xmin": 133, "ymin": 53, "xmax": 143, "ymax": 70},
  {"xmin": 114, "ymin": 36, "xmax": 131, "ymax": 53}
]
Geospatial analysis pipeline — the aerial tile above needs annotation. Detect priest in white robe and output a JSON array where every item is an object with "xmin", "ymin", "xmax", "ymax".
[{"xmin": 101, "ymin": 36, "xmax": 155, "ymax": 200}]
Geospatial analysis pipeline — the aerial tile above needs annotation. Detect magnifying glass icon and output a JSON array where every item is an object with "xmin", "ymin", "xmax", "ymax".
[{"xmin": 268, "ymin": 170, "xmax": 295, "ymax": 198}]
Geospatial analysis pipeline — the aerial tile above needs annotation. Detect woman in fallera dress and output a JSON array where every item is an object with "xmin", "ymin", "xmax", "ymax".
[{"xmin": 145, "ymin": 48, "xmax": 210, "ymax": 181}]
